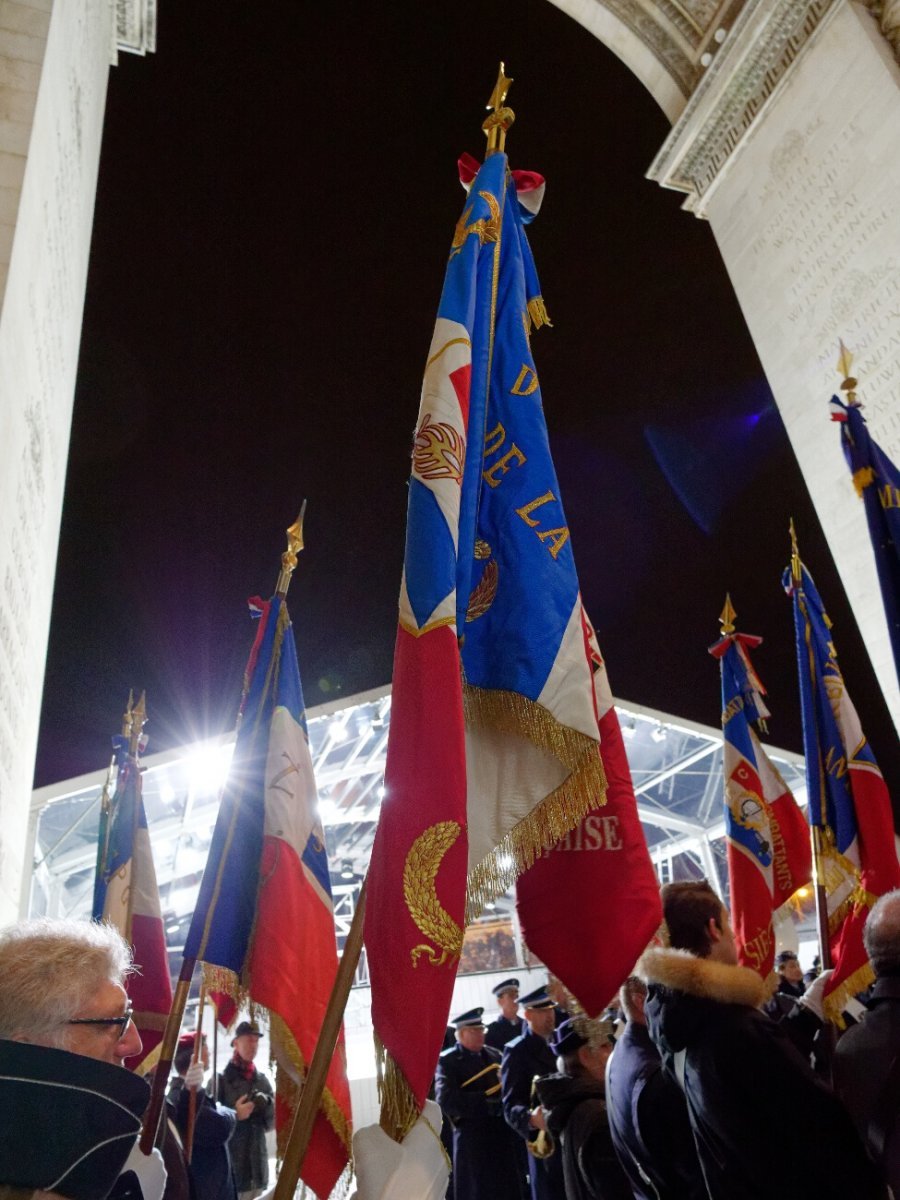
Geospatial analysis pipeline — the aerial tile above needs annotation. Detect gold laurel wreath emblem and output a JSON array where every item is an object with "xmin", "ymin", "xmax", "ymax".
[
  {"xmin": 413, "ymin": 413, "xmax": 465, "ymax": 483},
  {"xmin": 466, "ymin": 539, "xmax": 498, "ymax": 623},
  {"xmin": 449, "ymin": 191, "xmax": 501, "ymax": 259},
  {"xmin": 403, "ymin": 821, "xmax": 464, "ymax": 968}
]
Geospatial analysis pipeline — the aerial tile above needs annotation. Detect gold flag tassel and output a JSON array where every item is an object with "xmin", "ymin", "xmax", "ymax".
[
  {"xmin": 269, "ymin": 1011, "xmax": 353, "ymax": 1162},
  {"xmin": 374, "ymin": 1033, "xmax": 421, "ymax": 1143},
  {"xmin": 527, "ymin": 296, "xmax": 552, "ymax": 332},
  {"xmin": 463, "ymin": 683, "xmax": 607, "ymax": 924}
]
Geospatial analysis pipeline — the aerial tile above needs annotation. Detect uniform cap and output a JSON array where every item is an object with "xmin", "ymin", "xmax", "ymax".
[
  {"xmin": 451, "ymin": 1007, "xmax": 485, "ymax": 1029},
  {"xmin": 519, "ymin": 986, "xmax": 556, "ymax": 1010},
  {"xmin": 491, "ymin": 978, "xmax": 520, "ymax": 997}
]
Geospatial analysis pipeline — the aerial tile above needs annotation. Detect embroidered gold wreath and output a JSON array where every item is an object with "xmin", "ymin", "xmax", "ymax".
[
  {"xmin": 466, "ymin": 539, "xmax": 498, "ymax": 622},
  {"xmin": 413, "ymin": 413, "xmax": 465, "ymax": 483},
  {"xmin": 449, "ymin": 190, "xmax": 501, "ymax": 259},
  {"xmin": 403, "ymin": 821, "xmax": 464, "ymax": 968}
]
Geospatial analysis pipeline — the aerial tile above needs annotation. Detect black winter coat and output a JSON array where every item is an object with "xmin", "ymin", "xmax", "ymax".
[
  {"xmin": 536, "ymin": 1072, "xmax": 632, "ymax": 1200},
  {"xmin": 217, "ymin": 1061, "xmax": 274, "ymax": 1192},
  {"xmin": 641, "ymin": 947, "xmax": 885, "ymax": 1200},
  {"xmin": 834, "ymin": 974, "xmax": 900, "ymax": 1195}
]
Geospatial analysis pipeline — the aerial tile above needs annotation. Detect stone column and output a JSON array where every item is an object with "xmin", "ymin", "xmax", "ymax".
[
  {"xmin": 0, "ymin": 0, "xmax": 115, "ymax": 921},
  {"xmin": 649, "ymin": 0, "xmax": 900, "ymax": 732}
]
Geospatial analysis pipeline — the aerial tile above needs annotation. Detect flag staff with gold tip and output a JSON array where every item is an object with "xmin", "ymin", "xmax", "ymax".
[
  {"xmin": 276, "ymin": 501, "xmax": 306, "ymax": 598},
  {"xmin": 788, "ymin": 519, "xmax": 832, "ymax": 974},
  {"xmin": 837, "ymin": 340, "xmax": 858, "ymax": 404},
  {"xmin": 142, "ymin": 509, "xmax": 310, "ymax": 1157},
  {"xmin": 483, "ymin": 63, "xmax": 514, "ymax": 156},
  {"xmin": 719, "ymin": 593, "xmax": 736, "ymax": 636}
]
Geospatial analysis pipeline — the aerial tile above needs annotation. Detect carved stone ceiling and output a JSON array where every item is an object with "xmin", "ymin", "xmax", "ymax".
[{"xmin": 548, "ymin": 0, "xmax": 748, "ymax": 121}]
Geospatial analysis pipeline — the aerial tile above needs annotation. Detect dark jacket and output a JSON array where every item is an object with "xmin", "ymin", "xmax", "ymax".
[
  {"xmin": 641, "ymin": 947, "xmax": 885, "ymax": 1200},
  {"xmin": 435, "ymin": 1042, "xmax": 520, "ymax": 1200},
  {"xmin": 168, "ymin": 1076, "xmax": 238, "ymax": 1200},
  {"xmin": 501, "ymin": 1029, "xmax": 566, "ymax": 1200},
  {"xmin": 486, "ymin": 1014, "xmax": 525, "ymax": 1052},
  {"xmin": 834, "ymin": 974, "xmax": 900, "ymax": 1194},
  {"xmin": 605, "ymin": 1020, "xmax": 706, "ymax": 1199},
  {"xmin": 217, "ymin": 1060, "xmax": 274, "ymax": 1191},
  {"xmin": 536, "ymin": 1072, "xmax": 632, "ymax": 1200}
]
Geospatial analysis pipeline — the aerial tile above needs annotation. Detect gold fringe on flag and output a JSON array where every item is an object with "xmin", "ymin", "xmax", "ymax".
[
  {"xmin": 463, "ymin": 683, "xmax": 607, "ymax": 924},
  {"xmin": 269, "ymin": 1011, "xmax": 353, "ymax": 1159},
  {"xmin": 823, "ymin": 957, "xmax": 875, "ymax": 1028},
  {"xmin": 200, "ymin": 962, "xmax": 249, "ymax": 1022},
  {"xmin": 374, "ymin": 1033, "xmax": 421, "ymax": 1143},
  {"xmin": 526, "ymin": 295, "xmax": 552, "ymax": 331},
  {"xmin": 852, "ymin": 466, "xmax": 876, "ymax": 497}
]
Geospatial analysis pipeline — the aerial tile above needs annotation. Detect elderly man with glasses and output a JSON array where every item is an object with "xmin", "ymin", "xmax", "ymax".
[{"xmin": 0, "ymin": 918, "xmax": 168, "ymax": 1200}]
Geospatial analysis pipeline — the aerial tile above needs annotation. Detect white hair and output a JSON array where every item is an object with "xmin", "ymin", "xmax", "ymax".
[{"xmin": 0, "ymin": 918, "xmax": 133, "ymax": 1049}]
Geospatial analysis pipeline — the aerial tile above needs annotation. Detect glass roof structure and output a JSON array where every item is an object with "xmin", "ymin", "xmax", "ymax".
[{"xmin": 28, "ymin": 684, "xmax": 808, "ymax": 983}]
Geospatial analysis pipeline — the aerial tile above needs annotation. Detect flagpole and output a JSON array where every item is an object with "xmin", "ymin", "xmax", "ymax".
[
  {"xmin": 185, "ymin": 982, "xmax": 208, "ymax": 1163},
  {"xmin": 143, "ymin": 509, "xmax": 310, "ymax": 1156},
  {"xmin": 124, "ymin": 692, "xmax": 147, "ymax": 946},
  {"xmin": 269, "ymin": 500, "xmax": 362, "ymax": 1197},
  {"xmin": 273, "ymin": 882, "xmax": 366, "ymax": 1200},
  {"xmin": 791, "ymin": 520, "xmax": 832, "ymax": 972}
]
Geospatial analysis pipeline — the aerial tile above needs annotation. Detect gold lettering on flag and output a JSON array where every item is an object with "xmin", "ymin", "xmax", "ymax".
[{"xmin": 510, "ymin": 364, "xmax": 539, "ymax": 396}]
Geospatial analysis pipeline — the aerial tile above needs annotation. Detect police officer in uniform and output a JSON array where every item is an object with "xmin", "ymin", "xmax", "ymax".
[
  {"xmin": 501, "ymin": 986, "xmax": 566, "ymax": 1200},
  {"xmin": 436, "ymin": 1006, "xmax": 521, "ymax": 1200},
  {"xmin": 485, "ymin": 979, "xmax": 524, "ymax": 1052}
]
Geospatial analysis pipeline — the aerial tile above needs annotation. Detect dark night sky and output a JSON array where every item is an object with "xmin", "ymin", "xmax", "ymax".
[{"xmin": 34, "ymin": 0, "xmax": 900, "ymax": 793}]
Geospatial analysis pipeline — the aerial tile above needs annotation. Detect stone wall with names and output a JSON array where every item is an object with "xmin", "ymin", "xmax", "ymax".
[
  {"xmin": 706, "ymin": 1, "xmax": 900, "ymax": 730},
  {"xmin": 0, "ymin": 0, "xmax": 112, "ymax": 920}
]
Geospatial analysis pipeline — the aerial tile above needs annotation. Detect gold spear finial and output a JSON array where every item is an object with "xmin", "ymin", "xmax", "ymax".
[
  {"xmin": 836, "ymin": 340, "xmax": 858, "ymax": 405},
  {"xmin": 719, "ymin": 593, "xmax": 736, "ymax": 636},
  {"xmin": 483, "ymin": 63, "xmax": 514, "ymax": 158},
  {"xmin": 276, "ymin": 502, "xmax": 307, "ymax": 597},
  {"xmin": 789, "ymin": 518, "xmax": 802, "ymax": 585},
  {"xmin": 129, "ymin": 691, "xmax": 147, "ymax": 757},
  {"xmin": 121, "ymin": 689, "xmax": 135, "ymax": 739}
]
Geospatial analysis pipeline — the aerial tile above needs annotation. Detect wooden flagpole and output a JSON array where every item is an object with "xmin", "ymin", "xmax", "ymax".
[
  {"xmin": 790, "ymin": 520, "xmax": 832, "ymax": 973},
  {"xmin": 273, "ymin": 881, "xmax": 367, "ymax": 1200},
  {"xmin": 184, "ymin": 982, "xmax": 208, "ymax": 1163}
]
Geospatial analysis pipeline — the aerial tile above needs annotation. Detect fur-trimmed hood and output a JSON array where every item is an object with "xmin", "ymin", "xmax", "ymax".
[
  {"xmin": 639, "ymin": 947, "xmax": 770, "ymax": 1007},
  {"xmin": 638, "ymin": 947, "xmax": 773, "ymax": 1056}
]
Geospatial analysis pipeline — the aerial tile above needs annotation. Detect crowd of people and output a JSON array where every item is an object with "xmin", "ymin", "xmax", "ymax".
[
  {"xmin": 436, "ymin": 884, "xmax": 900, "ymax": 1200},
  {"xmin": 4, "ymin": 886, "xmax": 900, "ymax": 1200}
]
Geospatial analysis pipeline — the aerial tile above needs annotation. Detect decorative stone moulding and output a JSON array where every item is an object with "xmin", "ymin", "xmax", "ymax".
[
  {"xmin": 647, "ymin": 0, "xmax": 840, "ymax": 215},
  {"xmin": 115, "ymin": 0, "xmax": 157, "ymax": 58}
]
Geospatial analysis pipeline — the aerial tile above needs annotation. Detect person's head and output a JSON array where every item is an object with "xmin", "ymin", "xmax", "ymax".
[
  {"xmin": 452, "ymin": 1008, "xmax": 486, "ymax": 1052},
  {"xmin": 518, "ymin": 985, "xmax": 558, "ymax": 1037},
  {"xmin": 775, "ymin": 951, "xmax": 803, "ymax": 985},
  {"xmin": 232, "ymin": 1020, "xmax": 261, "ymax": 1061},
  {"xmin": 553, "ymin": 1017, "xmax": 615, "ymax": 1082},
  {"xmin": 660, "ymin": 881, "xmax": 737, "ymax": 965},
  {"xmin": 174, "ymin": 1032, "xmax": 208, "ymax": 1076},
  {"xmin": 0, "ymin": 918, "xmax": 141, "ymax": 1066},
  {"xmin": 546, "ymin": 975, "xmax": 571, "ymax": 1010},
  {"xmin": 619, "ymin": 976, "xmax": 648, "ymax": 1025},
  {"xmin": 492, "ymin": 978, "xmax": 520, "ymax": 1020},
  {"xmin": 864, "ymin": 889, "xmax": 900, "ymax": 977}
]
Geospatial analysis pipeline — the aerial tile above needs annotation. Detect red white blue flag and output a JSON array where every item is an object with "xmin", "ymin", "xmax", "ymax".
[
  {"xmin": 183, "ymin": 595, "xmax": 351, "ymax": 1198},
  {"xmin": 785, "ymin": 558, "xmax": 900, "ymax": 1019},
  {"xmin": 517, "ymin": 613, "xmax": 662, "ymax": 1014},
  {"xmin": 709, "ymin": 626, "xmax": 811, "ymax": 978},
  {"xmin": 92, "ymin": 727, "xmax": 172, "ymax": 1070},
  {"xmin": 831, "ymin": 393, "xmax": 900, "ymax": 687},
  {"xmin": 364, "ymin": 149, "xmax": 606, "ymax": 1137}
]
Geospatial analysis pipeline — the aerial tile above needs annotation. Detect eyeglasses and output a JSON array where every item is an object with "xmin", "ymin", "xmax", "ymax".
[{"xmin": 67, "ymin": 1005, "xmax": 134, "ymax": 1037}]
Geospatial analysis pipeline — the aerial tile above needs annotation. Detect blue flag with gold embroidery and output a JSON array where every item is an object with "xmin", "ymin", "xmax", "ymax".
[
  {"xmin": 831, "ymin": 395, "xmax": 900, "ymax": 687},
  {"xmin": 366, "ymin": 150, "xmax": 608, "ymax": 1126}
]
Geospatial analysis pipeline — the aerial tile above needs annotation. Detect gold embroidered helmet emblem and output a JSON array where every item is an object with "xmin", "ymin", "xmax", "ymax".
[
  {"xmin": 403, "ymin": 821, "xmax": 464, "ymax": 968},
  {"xmin": 413, "ymin": 413, "xmax": 465, "ymax": 483}
]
